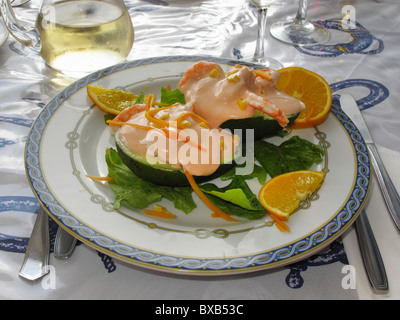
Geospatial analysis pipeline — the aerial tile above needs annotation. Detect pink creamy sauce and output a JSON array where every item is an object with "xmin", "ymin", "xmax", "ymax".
[
  {"xmin": 178, "ymin": 62, "xmax": 305, "ymax": 128},
  {"xmin": 115, "ymin": 103, "xmax": 238, "ymax": 176}
]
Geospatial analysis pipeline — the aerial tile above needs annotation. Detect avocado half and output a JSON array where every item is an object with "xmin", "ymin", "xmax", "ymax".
[
  {"xmin": 115, "ymin": 131, "xmax": 236, "ymax": 187},
  {"xmin": 220, "ymin": 112, "xmax": 300, "ymax": 141}
]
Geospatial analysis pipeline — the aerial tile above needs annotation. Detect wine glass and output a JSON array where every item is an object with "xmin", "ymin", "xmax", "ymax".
[
  {"xmin": 250, "ymin": 0, "xmax": 283, "ymax": 69},
  {"xmin": 270, "ymin": 0, "xmax": 329, "ymax": 46}
]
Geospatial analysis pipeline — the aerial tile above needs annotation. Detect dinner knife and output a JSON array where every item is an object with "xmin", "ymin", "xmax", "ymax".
[
  {"xmin": 340, "ymin": 94, "xmax": 400, "ymax": 232},
  {"xmin": 19, "ymin": 206, "xmax": 50, "ymax": 281},
  {"xmin": 355, "ymin": 208, "xmax": 388, "ymax": 293}
]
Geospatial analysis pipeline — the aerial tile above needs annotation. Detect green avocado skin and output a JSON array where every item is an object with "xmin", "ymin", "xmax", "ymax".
[
  {"xmin": 116, "ymin": 136, "xmax": 235, "ymax": 187},
  {"xmin": 220, "ymin": 113, "xmax": 299, "ymax": 140}
]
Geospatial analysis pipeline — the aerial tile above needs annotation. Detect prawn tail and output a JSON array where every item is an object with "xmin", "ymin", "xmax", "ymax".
[
  {"xmin": 273, "ymin": 109, "xmax": 290, "ymax": 127},
  {"xmin": 247, "ymin": 95, "xmax": 289, "ymax": 128},
  {"xmin": 109, "ymin": 103, "xmax": 146, "ymax": 134},
  {"xmin": 178, "ymin": 61, "xmax": 222, "ymax": 88},
  {"xmin": 247, "ymin": 97, "xmax": 289, "ymax": 127}
]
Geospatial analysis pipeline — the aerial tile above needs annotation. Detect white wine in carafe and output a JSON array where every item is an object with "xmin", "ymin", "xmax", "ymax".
[{"xmin": 36, "ymin": 0, "xmax": 134, "ymax": 76}]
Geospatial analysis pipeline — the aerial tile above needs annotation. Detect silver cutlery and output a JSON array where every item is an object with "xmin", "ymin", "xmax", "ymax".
[
  {"xmin": 355, "ymin": 208, "xmax": 389, "ymax": 293},
  {"xmin": 340, "ymin": 94, "xmax": 400, "ymax": 232},
  {"xmin": 54, "ymin": 226, "xmax": 77, "ymax": 259},
  {"xmin": 10, "ymin": 0, "xmax": 30, "ymax": 6},
  {"xmin": 19, "ymin": 206, "xmax": 50, "ymax": 281},
  {"xmin": 340, "ymin": 94, "xmax": 390, "ymax": 293}
]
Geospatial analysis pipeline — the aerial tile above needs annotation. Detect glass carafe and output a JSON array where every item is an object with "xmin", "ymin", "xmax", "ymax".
[{"xmin": 0, "ymin": 0, "xmax": 134, "ymax": 77}]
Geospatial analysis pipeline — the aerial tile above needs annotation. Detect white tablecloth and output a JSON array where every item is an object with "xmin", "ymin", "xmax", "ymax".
[{"xmin": 1, "ymin": 0, "xmax": 399, "ymax": 301}]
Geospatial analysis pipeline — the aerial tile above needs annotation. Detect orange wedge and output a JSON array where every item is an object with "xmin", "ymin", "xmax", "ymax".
[
  {"xmin": 275, "ymin": 67, "xmax": 332, "ymax": 129},
  {"xmin": 258, "ymin": 170, "xmax": 325, "ymax": 221},
  {"xmin": 87, "ymin": 85, "xmax": 139, "ymax": 115}
]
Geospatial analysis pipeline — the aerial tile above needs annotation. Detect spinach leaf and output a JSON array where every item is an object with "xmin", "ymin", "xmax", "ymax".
[
  {"xmin": 160, "ymin": 87, "xmax": 186, "ymax": 105},
  {"xmin": 254, "ymin": 136, "xmax": 324, "ymax": 178},
  {"xmin": 105, "ymin": 148, "xmax": 196, "ymax": 214},
  {"xmin": 134, "ymin": 92, "xmax": 145, "ymax": 104},
  {"xmin": 205, "ymin": 194, "xmax": 266, "ymax": 220},
  {"xmin": 200, "ymin": 176, "xmax": 266, "ymax": 220},
  {"xmin": 220, "ymin": 162, "xmax": 267, "ymax": 185}
]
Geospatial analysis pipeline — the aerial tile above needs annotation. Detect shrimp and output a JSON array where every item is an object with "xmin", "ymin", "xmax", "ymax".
[
  {"xmin": 254, "ymin": 69, "xmax": 279, "ymax": 89},
  {"xmin": 178, "ymin": 62, "xmax": 290, "ymax": 128},
  {"xmin": 246, "ymin": 92, "xmax": 289, "ymax": 127},
  {"xmin": 109, "ymin": 104, "xmax": 146, "ymax": 135},
  {"xmin": 178, "ymin": 61, "xmax": 224, "ymax": 88}
]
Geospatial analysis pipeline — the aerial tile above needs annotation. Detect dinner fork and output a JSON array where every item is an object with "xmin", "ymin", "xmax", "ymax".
[{"xmin": 19, "ymin": 206, "xmax": 50, "ymax": 281}]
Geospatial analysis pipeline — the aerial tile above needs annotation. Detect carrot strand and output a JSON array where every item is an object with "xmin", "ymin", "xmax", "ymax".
[
  {"xmin": 107, "ymin": 120, "xmax": 154, "ymax": 131},
  {"xmin": 270, "ymin": 215, "xmax": 290, "ymax": 232},
  {"xmin": 106, "ymin": 120, "xmax": 206, "ymax": 152},
  {"xmin": 254, "ymin": 70, "xmax": 273, "ymax": 82},
  {"xmin": 183, "ymin": 168, "xmax": 239, "ymax": 222},
  {"xmin": 143, "ymin": 209, "xmax": 176, "ymax": 219},
  {"xmin": 86, "ymin": 175, "xmax": 114, "ymax": 182},
  {"xmin": 145, "ymin": 94, "xmax": 156, "ymax": 111},
  {"xmin": 145, "ymin": 105, "xmax": 176, "ymax": 128}
]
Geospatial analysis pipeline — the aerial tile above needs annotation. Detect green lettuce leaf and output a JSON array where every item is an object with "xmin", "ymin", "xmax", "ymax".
[
  {"xmin": 134, "ymin": 92, "xmax": 145, "ymax": 104},
  {"xmin": 105, "ymin": 148, "xmax": 196, "ymax": 214},
  {"xmin": 205, "ymin": 194, "xmax": 266, "ymax": 220},
  {"xmin": 200, "ymin": 176, "xmax": 266, "ymax": 220},
  {"xmin": 220, "ymin": 162, "xmax": 267, "ymax": 185},
  {"xmin": 254, "ymin": 135, "xmax": 324, "ymax": 178},
  {"xmin": 160, "ymin": 87, "xmax": 186, "ymax": 105}
]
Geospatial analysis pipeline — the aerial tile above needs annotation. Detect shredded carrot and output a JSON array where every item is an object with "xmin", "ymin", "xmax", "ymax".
[
  {"xmin": 270, "ymin": 215, "xmax": 290, "ymax": 232},
  {"xmin": 186, "ymin": 138, "xmax": 207, "ymax": 152},
  {"xmin": 145, "ymin": 94, "xmax": 156, "ymax": 111},
  {"xmin": 166, "ymin": 84, "xmax": 171, "ymax": 91},
  {"xmin": 106, "ymin": 120, "xmax": 206, "ymax": 152},
  {"xmin": 171, "ymin": 131, "xmax": 207, "ymax": 152},
  {"xmin": 153, "ymin": 101, "xmax": 171, "ymax": 107},
  {"xmin": 86, "ymin": 175, "xmax": 114, "ymax": 182},
  {"xmin": 143, "ymin": 209, "xmax": 177, "ymax": 219},
  {"xmin": 107, "ymin": 120, "xmax": 154, "ymax": 132},
  {"xmin": 145, "ymin": 105, "xmax": 177, "ymax": 128},
  {"xmin": 254, "ymin": 70, "xmax": 273, "ymax": 82},
  {"xmin": 145, "ymin": 105, "xmax": 210, "ymax": 131},
  {"xmin": 183, "ymin": 168, "xmax": 239, "ymax": 222}
]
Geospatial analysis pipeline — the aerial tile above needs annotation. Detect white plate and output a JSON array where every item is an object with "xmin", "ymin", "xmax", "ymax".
[{"xmin": 25, "ymin": 56, "xmax": 371, "ymax": 275}]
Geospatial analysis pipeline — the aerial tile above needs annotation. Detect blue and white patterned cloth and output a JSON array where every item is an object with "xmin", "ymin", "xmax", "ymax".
[{"xmin": 0, "ymin": 0, "xmax": 399, "ymax": 300}]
